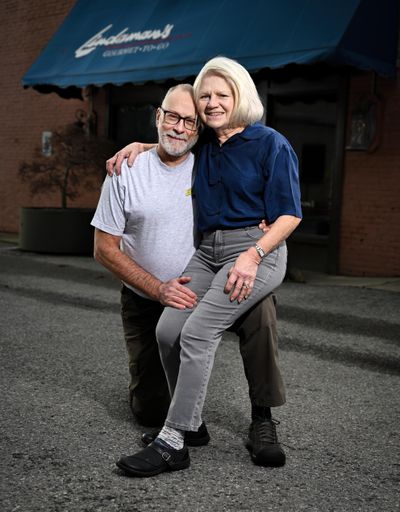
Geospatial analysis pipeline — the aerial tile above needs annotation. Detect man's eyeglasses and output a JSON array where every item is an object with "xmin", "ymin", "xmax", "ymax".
[{"xmin": 159, "ymin": 107, "xmax": 198, "ymax": 131}]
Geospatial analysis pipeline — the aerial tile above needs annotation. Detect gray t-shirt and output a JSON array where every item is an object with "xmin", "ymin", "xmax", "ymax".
[{"xmin": 91, "ymin": 148, "xmax": 196, "ymax": 299}]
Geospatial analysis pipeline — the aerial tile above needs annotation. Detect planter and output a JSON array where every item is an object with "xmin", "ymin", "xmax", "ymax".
[{"xmin": 19, "ymin": 207, "xmax": 96, "ymax": 255}]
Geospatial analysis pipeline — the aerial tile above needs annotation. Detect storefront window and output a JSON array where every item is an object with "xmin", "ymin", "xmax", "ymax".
[
  {"xmin": 112, "ymin": 104, "xmax": 158, "ymax": 147},
  {"xmin": 108, "ymin": 84, "xmax": 165, "ymax": 147},
  {"xmin": 267, "ymin": 89, "xmax": 338, "ymax": 271}
]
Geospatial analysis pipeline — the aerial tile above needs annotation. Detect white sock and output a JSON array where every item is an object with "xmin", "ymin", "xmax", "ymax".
[{"xmin": 156, "ymin": 425, "xmax": 185, "ymax": 450}]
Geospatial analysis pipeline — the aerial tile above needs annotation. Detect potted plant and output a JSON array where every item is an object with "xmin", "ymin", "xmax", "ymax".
[{"xmin": 19, "ymin": 117, "xmax": 115, "ymax": 254}]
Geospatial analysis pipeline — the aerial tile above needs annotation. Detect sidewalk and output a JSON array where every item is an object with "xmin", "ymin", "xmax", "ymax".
[
  {"xmin": 301, "ymin": 269, "xmax": 400, "ymax": 292},
  {"xmin": 1, "ymin": 232, "xmax": 399, "ymax": 292}
]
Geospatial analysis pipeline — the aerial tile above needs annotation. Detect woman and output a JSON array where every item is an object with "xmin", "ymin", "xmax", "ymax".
[{"xmin": 116, "ymin": 57, "xmax": 302, "ymax": 477}]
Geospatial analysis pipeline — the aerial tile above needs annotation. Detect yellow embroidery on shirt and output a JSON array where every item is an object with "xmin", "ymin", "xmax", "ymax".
[{"xmin": 185, "ymin": 188, "xmax": 192, "ymax": 196}]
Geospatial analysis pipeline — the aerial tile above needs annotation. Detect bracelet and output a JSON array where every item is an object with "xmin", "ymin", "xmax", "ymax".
[{"xmin": 254, "ymin": 244, "xmax": 266, "ymax": 259}]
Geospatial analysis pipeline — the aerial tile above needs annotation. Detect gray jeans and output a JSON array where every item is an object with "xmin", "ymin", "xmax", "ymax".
[{"xmin": 156, "ymin": 226, "xmax": 287, "ymax": 431}]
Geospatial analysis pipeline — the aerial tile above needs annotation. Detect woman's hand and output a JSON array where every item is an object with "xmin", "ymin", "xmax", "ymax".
[
  {"xmin": 224, "ymin": 249, "xmax": 261, "ymax": 303},
  {"xmin": 225, "ymin": 215, "xmax": 301, "ymax": 303},
  {"xmin": 105, "ymin": 142, "xmax": 148, "ymax": 176}
]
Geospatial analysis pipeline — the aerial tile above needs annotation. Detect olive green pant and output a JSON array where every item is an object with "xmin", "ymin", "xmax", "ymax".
[{"xmin": 120, "ymin": 285, "xmax": 285, "ymax": 427}]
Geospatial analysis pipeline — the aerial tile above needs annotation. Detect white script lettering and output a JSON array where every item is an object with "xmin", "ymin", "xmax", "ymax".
[{"xmin": 75, "ymin": 24, "xmax": 174, "ymax": 58}]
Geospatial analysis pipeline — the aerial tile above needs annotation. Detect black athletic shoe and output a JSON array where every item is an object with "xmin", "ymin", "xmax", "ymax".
[
  {"xmin": 246, "ymin": 419, "xmax": 286, "ymax": 467},
  {"xmin": 141, "ymin": 422, "xmax": 210, "ymax": 447}
]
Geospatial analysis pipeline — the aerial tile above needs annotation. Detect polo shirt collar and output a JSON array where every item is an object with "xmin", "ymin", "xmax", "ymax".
[
  {"xmin": 237, "ymin": 123, "xmax": 267, "ymax": 140},
  {"xmin": 209, "ymin": 123, "xmax": 266, "ymax": 148}
]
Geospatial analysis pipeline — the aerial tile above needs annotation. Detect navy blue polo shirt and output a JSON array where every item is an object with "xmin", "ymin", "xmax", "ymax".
[{"xmin": 194, "ymin": 123, "xmax": 302, "ymax": 233}]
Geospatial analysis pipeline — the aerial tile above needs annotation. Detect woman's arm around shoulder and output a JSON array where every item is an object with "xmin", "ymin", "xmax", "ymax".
[{"xmin": 106, "ymin": 142, "xmax": 157, "ymax": 176}]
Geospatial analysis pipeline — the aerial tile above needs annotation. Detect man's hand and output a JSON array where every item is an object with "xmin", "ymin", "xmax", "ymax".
[
  {"xmin": 158, "ymin": 276, "xmax": 197, "ymax": 310},
  {"xmin": 258, "ymin": 219, "xmax": 271, "ymax": 233},
  {"xmin": 105, "ymin": 142, "xmax": 147, "ymax": 176}
]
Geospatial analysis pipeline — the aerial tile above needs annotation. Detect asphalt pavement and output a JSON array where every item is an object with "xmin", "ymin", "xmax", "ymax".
[{"xmin": 0, "ymin": 240, "xmax": 399, "ymax": 512}]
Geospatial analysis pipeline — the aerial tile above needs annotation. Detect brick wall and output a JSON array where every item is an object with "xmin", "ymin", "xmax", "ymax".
[
  {"xmin": 1, "ymin": 2, "xmax": 399, "ymax": 276},
  {"xmin": 0, "ymin": 0, "xmax": 97, "ymax": 234},
  {"xmin": 339, "ymin": 72, "xmax": 400, "ymax": 276}
]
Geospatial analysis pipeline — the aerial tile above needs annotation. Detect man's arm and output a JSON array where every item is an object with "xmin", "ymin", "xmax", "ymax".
[{"xmin": 94, "ymin": 229, "xmax": 197, "ymax": 309}]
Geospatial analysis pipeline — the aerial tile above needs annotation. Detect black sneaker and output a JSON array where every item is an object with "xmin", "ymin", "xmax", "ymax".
[
  {"xmin": 141, "ymin": 422, "xmax": 210, "ymax": 447},
  {"xmin": 246, "ymin": 419, "xmax": 286, "ymax": 467}
]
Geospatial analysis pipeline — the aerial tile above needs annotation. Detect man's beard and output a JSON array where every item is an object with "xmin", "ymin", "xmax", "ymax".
[{"xmin": 158, "ymin": 128, "xmax": 198, "ymax": 157}]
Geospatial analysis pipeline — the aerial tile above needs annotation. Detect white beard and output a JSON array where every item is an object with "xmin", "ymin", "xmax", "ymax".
[{"xmin": 158, "ymin": 128, "xmax": 198, "ymax": 157}]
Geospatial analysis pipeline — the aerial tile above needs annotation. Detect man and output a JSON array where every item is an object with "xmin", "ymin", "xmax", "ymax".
[{"xmin": 92, "ymin": 84, "xmax": 286, "ymax": 467}]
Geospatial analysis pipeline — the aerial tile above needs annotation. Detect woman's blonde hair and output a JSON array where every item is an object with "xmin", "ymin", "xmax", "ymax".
[{"xmin": 193, "ymin": 56, "xmax": 264, "ymax": 127}]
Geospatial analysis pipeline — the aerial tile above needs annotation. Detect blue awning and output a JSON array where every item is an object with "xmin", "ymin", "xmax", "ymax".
[{"xmin": 22, "ymin": 0, "xmax": 399, "ymax": 96}]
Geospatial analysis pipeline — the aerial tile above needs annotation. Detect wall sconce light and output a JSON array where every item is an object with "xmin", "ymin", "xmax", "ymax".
[
  {"xmin": 346, "ymin": 94, "xmax": 383, "ymax": 152},
  {"xmin": 41, "ymin": 131, "xmax": 52, "ymax": 156}
]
